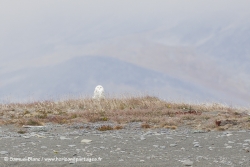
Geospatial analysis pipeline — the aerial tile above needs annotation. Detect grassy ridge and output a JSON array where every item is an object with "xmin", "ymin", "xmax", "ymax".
[{"xmin": 0, "ymin": 96, "xmax": 249, "ymax": 131}]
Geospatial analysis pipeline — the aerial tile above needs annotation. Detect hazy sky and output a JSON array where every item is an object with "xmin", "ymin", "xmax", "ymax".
[
  {"xmin": 1, "ymin": 0, "xmax": 250, "ymax": 105},
  {"xmin": 1, "ymin": 0, "xmax": 249, "ymax": 70}
]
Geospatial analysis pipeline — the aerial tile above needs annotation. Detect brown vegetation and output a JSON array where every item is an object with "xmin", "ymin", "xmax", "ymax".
[
  {"xmin": 141, "ymin": 123, "xmax": 151, "ymax": 129},
  {"xmin": 97, "ymin": 125, "xmax": 113, "ymax": 131},
  {"xmin": 0, "ymin": 96, "xmax": 249, "ymax": 131}
]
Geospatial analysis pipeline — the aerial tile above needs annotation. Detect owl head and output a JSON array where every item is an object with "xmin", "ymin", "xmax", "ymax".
[{"xmin": 93, "ymin": 85, "xmax": 105, "ymax": 99}]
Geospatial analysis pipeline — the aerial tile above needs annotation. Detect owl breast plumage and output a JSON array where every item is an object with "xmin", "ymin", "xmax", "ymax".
[{"xmin": 93, "ymin": 85, "xmax": 105, "ymax": 99}]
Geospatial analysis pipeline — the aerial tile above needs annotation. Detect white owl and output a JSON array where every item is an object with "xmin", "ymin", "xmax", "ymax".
[{"xmin": 93, "ymin": 85, "xmax": 105, "ymax": 99}]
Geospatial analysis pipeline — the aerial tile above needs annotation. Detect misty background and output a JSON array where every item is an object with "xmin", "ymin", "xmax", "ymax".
[{"xmin": 0, "ymin": 0, "xmax": 250, "ymax": 106}]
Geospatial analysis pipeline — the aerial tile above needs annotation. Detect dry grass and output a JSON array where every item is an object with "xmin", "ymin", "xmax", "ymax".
[
  {"xmin": 0, "ymin": 96, "xmax": 249, "ymax": 131},
  {"xmin": 17, "ymin": 130, "xmax": 27, "ymax": 134},
  {"xmin": 114, "ymin": 125, "xmax": 123, "ymax": 130},
  {"xmin": 97, "ymin": 125, "xmax": 113, "ymax": 131},
  {"xmin": 141, "ymin": 123, "xmax": 151, "ymax": 129}
]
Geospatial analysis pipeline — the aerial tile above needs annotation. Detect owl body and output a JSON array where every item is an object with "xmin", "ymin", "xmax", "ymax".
[{"xmin": 93, "ymin": 85, "xmax": 105, "ymax": 99}]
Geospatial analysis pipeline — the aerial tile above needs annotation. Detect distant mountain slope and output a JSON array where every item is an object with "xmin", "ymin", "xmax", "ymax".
[
  {"xmin": 78, "ymin": 18, "xmax": 250, "ymax": 106},
  {"xmin": 0, "ymin": 56, "xmax": 210, "ymax": 103}
]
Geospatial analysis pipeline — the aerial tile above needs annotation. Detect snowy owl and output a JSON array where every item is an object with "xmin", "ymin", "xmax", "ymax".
[{"xmin": 93, "ymin": 85, "xmax": 105, "ymax": 99}]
